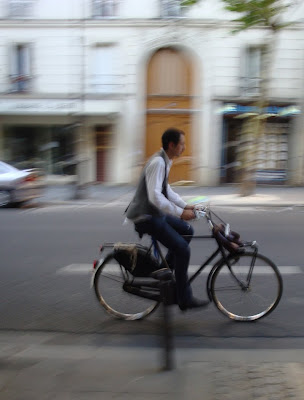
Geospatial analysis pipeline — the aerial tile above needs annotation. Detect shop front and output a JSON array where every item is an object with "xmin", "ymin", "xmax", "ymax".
[
  {"xmin": 2, "ymin": 124, "xmax": 79, "ymax": 175},
  {"xmin": 220, "ymin": 103, "xmax": 300, "ymax": 185},
  {"xmin": 0, "ymin": 98, "xmax": 123, "ymax": 184},
  {"xmin": 0, "ymin": 99, "xmax": 81, "ymax": 177}
]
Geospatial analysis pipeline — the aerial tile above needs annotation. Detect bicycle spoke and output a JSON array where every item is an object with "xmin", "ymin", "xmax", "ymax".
[
  {"xmin": 211, "ymin": 252, "xmax": 283, "ymax": 321},
  {"xmin": 213, "ymin": 286, "xmax": 243, "ymax": 291},
  {"xmin": 93, "ymin": 253, "xmax": 159, "ymax": 320},
  {"xmin": 100, "ymin": 272, "xmax": 125, "ymax": 283}
]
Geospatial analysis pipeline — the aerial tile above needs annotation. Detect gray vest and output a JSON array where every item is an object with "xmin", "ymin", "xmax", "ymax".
[{"xmin": 125, "ymin": 150, "xmax": 168, "ymax": 220}]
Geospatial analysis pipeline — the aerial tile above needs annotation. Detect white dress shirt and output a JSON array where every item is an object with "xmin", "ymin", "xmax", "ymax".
[{"xmin": 145, "ymin": 150, "xmax": 186, "ymax": 217}]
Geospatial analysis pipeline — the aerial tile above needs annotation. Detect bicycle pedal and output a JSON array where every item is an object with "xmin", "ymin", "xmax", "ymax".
[{"xmin": 151, "ymin": 268, "xmax": 173, "ymax": 281}]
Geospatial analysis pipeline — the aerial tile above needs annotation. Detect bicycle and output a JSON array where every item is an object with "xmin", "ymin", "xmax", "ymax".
[{"xmin": 92, "ymin": 204, "xmax": 283, "ymax": 322}]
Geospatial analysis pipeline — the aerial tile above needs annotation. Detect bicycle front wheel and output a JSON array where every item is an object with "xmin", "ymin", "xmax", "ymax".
[
  {"xmin": 211, "ymin": 252, "xmax": 283, "ymax": 321},
  {"xmin": 93, "ymin": 253, "xmax": 160, "ymax": 320}
]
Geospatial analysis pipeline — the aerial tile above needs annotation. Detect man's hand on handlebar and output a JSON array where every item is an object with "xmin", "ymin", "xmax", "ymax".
[
  {"xmin": 181, "ymin": 208, "xmax": 196, "ymax": 220},
  {"xmin": 181, "ymin": 203, "xmax": 207, "ymax": 220}
]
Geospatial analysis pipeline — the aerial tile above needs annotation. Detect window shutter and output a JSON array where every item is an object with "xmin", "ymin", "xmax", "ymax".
[
  {"xmin": 242, "ymin": 46, "xmax": 262, "ymax": 96},
  {"xmin": 20, "ymin": 44, "xmax": 31, "ymax": 76},
  {"xmin": 91, "ymin": 45, "xmax": 119, "ymax": 92},
  {"xmin": 9, "ymin": 43, "xmax": 32, "ymax": 92},
  {"xmin": 9, "ymin": 44, "xmax": 19, "ymax": 76}
]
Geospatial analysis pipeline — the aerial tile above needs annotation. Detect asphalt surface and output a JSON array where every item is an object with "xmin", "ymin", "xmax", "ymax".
[{"xmin": 2, "ymin": 183, "xmax": 304, "ymax": 399}]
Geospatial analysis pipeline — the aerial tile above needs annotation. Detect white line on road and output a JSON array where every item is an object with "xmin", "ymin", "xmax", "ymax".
[{"xmin": 56, "ymin": 264, "xmax": 302, "ymax": 275}]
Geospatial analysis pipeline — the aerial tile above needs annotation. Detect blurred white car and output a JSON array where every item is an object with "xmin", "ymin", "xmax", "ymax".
[{"xmin": 0, "ymin": 161, "xmax": 45, "ymax": 207}]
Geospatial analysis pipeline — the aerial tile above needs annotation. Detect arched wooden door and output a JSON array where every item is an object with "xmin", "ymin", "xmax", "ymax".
[
  {"xmin": 96, "ymin": 125, "xmax": 113, "ymax": 182},
  {"xmin": 146, "ymin": 47, "xmax": 193, "ymax": 184}
]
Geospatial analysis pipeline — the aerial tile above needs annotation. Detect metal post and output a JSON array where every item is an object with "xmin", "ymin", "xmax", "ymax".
[{"xmin": 160, "ymin": 280, "xmax": 175, "ymax": 371}]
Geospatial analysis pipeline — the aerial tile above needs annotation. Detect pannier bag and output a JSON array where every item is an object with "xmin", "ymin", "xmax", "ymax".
[
  {"xmin": 213, "ymin": 223, "xmax": 243, "ymax": 254},
  {"xmin": 113, "ymin": 243, "xmax": 160, "ymax": 277}
]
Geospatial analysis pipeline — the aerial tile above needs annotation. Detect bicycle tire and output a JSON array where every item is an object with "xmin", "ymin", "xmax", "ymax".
[
  {"xmin": 93, "ymin": 252, "xmax": 160, "ymax": 320},
  {"xmin": 211, "ymin": 252, "xmax": 283, "ymax": 321}
]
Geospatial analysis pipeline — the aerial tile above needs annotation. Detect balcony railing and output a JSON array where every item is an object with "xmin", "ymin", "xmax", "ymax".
[
  {"xmin": 242, "ymin": 77, "xmax": 261, "ymax": 96},
  {"xmin": 8, "ymin": 0, "xmax": 34, "ymax": 17},
  {"xmin": 10, "ymin": 74, "xmax": 31, "ymax": 92},
  {"xmin": 90, "ymin": 74, "xmax": 124, "ymax": 94},
  {"xmin": 92, "ymin": 0, "xmax": 116, "ymax": 18},
  {"xmin": 161, "ymin": 0, "xmax": 182, "ymax": 17}
]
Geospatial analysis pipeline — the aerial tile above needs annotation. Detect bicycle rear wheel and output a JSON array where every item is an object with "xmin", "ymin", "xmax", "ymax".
[
  {"xmin": 211, "ymin": 252, "xmax": 283, "ymax": 321},
  {"xmin": 93, "ymin": 253, "xmax": 160, "ymax": 320}
]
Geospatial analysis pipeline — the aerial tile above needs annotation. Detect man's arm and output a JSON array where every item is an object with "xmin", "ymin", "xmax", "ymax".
[
  {"xmin": 146, "ymin": 157, "xmax": 195, "ymax": 220},
  {"xmin": 184, "ymin": 204, "xmax": 195, "ymax": 210},
  {"xmin": 146, "ymin": 157, "xmax": 185, "ymax": 217},
  {"xmin": 166, "ymin": 183, "xmax": 195, "ymax": 219}
]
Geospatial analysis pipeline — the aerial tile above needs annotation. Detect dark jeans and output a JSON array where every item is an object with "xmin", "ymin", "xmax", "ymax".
[{"xmin": 135, "ymin": 214, "xmax": 194, "ymax": 304}]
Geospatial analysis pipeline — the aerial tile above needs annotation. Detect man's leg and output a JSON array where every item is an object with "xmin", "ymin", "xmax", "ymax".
[
  {"xmin": 135, "ymin": 215, "xmax": 195, "ymax": 305},
  {"xmin": 163, "ymin": 214, "xmax": 193, "ymax": 270}
]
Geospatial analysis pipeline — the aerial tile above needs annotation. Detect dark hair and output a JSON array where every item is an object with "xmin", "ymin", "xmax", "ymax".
[{"xmin": 162, "ymin": 128, "xmax": 185, "ymax": 151}]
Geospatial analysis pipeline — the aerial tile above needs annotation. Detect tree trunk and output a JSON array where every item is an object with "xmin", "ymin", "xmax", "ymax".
[{"xmin": 238, "ymin": 31, "xmax": 276, "ymax": 196}]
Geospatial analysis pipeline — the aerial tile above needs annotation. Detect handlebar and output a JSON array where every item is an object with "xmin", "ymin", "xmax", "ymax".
[
  {"xmin": 192, "ymin": 203, "xmax": 258, "ymax": 250},
  {"xmin": 193, "ymin": 204, "xmax": 210, "ymax": 220}
]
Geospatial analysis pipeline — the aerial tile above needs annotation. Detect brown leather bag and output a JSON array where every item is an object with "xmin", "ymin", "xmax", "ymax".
[{"xmin": 213, "ymin": 223, "xmax": 242, "ymax": 253}]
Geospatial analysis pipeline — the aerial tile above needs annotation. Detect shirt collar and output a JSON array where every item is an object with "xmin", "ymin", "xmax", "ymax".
[{"xmin": 161, "ymin": 148, "xmax": 173, "ymax": 167}]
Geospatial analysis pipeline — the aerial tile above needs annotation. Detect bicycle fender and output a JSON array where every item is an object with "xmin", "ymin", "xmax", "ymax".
[
  {"xmin": 206, "ymin": 259, "xmax": 223, "ymax": 301},
  {"xmin": 91, "ymin": 257, "xmax": 104, "ymax": 288}
]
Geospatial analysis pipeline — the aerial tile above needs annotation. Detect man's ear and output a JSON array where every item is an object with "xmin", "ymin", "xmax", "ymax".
[{"xmin": 168, "ymin": 141, "xmax": 175, "ymax": 151}]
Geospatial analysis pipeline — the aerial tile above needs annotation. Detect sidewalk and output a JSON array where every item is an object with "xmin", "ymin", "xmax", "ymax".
[
  {"xmin": 40, "ymin": 183, "xmax": 304, "ymax": 207},
  {"xmin": 1, "ymin": 331, "xmax": 304, "ymax": 399}
]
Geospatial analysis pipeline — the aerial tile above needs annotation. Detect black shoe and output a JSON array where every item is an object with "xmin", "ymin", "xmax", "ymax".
[{"xmin": 179, "ymin": 297, "xmax": 210, "ymax": 311}]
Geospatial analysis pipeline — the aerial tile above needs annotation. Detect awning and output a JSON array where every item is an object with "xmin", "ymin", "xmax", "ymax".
[{"xmin": 218, "ymin": 103, "xmax": 301, "ymax": 117}]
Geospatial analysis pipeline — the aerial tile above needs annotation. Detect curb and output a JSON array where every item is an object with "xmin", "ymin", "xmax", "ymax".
[{"xmin": 36, "ymin": 200, "xmax": 304, "ymax": 208}]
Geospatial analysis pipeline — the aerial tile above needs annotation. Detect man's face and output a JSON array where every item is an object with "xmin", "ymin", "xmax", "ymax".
[{"xmin": 172, "ymin": 134, "xmax": 185, "ymax": 157}]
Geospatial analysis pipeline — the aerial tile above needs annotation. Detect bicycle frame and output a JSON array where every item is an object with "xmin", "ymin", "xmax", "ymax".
[
  {"xmin": 98, "ymin": 206, "xmax": 259, "ymax": 303},
  {"xmin": 188, "ymin": 233, "xmax": 259, "ymax": 295},
  {"xmin": 189, "ymin": 205, "xmax": 259, "ymax": 289},
  {"xmin": 93, "ymin": 205, "xmax": 282, "ymax": 322},
  {"xmin": 125, "ymin": 233, "xmax": 257, "ymax": 304}
]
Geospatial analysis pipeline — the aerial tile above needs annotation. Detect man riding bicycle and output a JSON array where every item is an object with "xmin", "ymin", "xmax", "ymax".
[{"xmin": 126, "ymin": 128, "xmax": 209, "ymax": 311}]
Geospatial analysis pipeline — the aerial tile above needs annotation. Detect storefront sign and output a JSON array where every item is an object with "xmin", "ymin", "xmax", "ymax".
[
  {"xmin": 0, "ymin": 99, "xmax": 81, "ymax": 115},
  {"xmin": 0, "ymin": 99, "xmax": 122, "ymax": 116}
]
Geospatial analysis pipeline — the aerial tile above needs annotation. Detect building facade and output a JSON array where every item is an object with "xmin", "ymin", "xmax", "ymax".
[{"xmin": 0, "ymin": 0, "xmax": 303, "ymax": 185}]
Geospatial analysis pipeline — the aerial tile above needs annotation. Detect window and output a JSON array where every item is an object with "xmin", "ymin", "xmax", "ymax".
[
  {"xmin": 92, "ymin": 0, "xmax": 116, "ymax": 18},
  {"xmin": 243, "ymin": 46, "xmax": 262, "ymax": 96},
  {"xmin": 90, "ymin": 45, "xmax": 122, "ymax": 93},
  {"xmin": 10, "ymin": 44, "xmax": 32, "ymax": 93},
  {"xmin": 8, "ymin": 0, "xmax": 34, "ymax": 18},
  {"xmin": 161, "ymin": 0, "xmax": 181, "ymax": 17},
  {"xmin": 255, "ymin": 123, "xmax": 288, "ymax": 183}
]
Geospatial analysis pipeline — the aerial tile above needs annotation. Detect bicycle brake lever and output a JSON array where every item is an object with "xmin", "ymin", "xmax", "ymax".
[
  {"xmin": 225, "ymin": 224, "xmax": 230, "ymax": 237},
  {"xmin": 194, "ymin": 209, "xmax": 206, "ymax": 220}
]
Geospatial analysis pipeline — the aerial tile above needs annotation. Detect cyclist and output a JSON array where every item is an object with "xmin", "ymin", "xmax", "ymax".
[{"xmin": 126, "ymin": 128, "xmax": 209, "ymax": 311}]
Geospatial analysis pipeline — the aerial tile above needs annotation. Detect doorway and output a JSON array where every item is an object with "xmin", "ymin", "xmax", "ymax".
[
  {"xmin": 146, "ymin": 47, "xmax": 194, "ymax": 183},
  {"xmin": 96, "ymin": 125, "xmax": 113, "ymax": 182}
]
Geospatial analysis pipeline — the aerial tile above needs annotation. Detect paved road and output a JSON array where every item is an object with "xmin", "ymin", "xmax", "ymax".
[
  {"xmin": 0, "ymin": 204, "xmax": 304, "ymax": 345},
  {"xmin": 1, "ymin": 202, "xmax": 304, "ymax": 399}
]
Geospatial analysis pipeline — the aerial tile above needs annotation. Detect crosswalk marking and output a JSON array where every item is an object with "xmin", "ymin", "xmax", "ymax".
[{"xmin": 57, "ymin": 264, "xmax": 302, "ymax": 275}]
